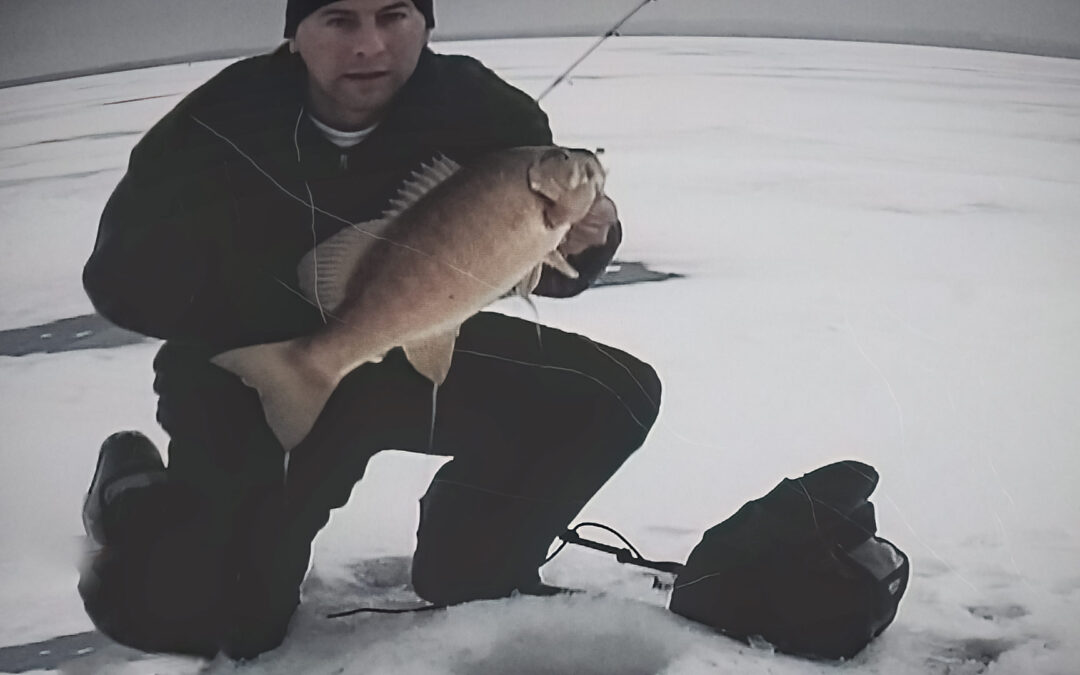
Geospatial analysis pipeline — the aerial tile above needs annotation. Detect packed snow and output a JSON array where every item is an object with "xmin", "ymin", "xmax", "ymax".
[{"xmin": 1, "ymin": 36, "xmax": 1079, "ymax": 673}]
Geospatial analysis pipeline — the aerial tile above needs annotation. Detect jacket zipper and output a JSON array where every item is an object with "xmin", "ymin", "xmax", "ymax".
[{"xmin": 339, "ymin": 153, "xmax": 348, "ymax": 170}]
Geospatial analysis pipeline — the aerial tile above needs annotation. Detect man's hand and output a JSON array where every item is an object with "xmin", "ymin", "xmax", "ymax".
[{"xmin": 558, "ymin": 194, "xmax": 618, "ymax": 256}]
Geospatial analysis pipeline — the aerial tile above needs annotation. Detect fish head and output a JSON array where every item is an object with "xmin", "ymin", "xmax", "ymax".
[{"xmin": 527, "ymin": 147, "xmax": 607, "ymax": 229}]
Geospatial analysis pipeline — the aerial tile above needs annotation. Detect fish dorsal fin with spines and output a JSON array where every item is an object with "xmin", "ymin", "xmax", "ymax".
[
  {"xmin": 382, "ymin": 154, "xmax": 462, "ymax": 220},
  {"xmin": 296, "ymin": 155, "xmax": 462, "ymax": 315}
]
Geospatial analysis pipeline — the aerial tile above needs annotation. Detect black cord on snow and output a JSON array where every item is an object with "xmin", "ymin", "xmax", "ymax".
[
  {"xmin": 326, "ymin": 603, "xmax": 447, "ymax": 619},
  {"xmin": 544, "ymin": 521, "xmax": 644, "ymax": 563},
  {"xmin": 549, "ymin": 522, "xmax": 684, "ymax": 575},
  {"xmin": 326, "ymin": 522, "xmax": 680, "ymax": 619}
]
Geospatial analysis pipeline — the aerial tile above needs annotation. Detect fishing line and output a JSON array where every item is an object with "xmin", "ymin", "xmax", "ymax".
[
  {"xmin": 536, "ymin": 0, "xmax": 661, "ymax": 102},
  {"xmin": 294, "ymin": 106, "xmax": 328, "ymax": 324},
  {"xmin": 429, "ymin": 381, "xmax": 438, "ymax": 451},
  {"xmin": 513, "ymin": 293, "xmax": 545, "ymax": 355},
  {"xmin": 191, "ymin": 115, "xmax": 501, "ymax": 295},
  {"xmin": 272, "ymin": 276, "xmax": 344, "ymax": 323}
]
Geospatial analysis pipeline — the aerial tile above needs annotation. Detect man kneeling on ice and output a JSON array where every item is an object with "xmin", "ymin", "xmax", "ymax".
[{"xmin": 78, "ymin": 0, "xmax": 660, "ymax": 661}]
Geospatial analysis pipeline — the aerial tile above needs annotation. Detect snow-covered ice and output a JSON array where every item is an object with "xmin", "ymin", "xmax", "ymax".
[{"xmin": 1, "ymin": 36, "xmax": 1079, "ymax": 673}]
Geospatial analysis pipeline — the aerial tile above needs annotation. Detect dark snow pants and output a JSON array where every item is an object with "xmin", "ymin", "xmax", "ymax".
[{"xmin": 77, "ymin": 312, "xmax": 661, "ymax": 660}]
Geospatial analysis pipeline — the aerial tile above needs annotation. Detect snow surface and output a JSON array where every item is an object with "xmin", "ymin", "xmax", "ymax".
[{"xmin": 1, "ymin": 36, "xmax": 1079, "ymax": 673}]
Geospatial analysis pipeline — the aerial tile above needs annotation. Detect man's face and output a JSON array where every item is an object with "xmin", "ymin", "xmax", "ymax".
[{"xmin": 291, "ymin": 0, "xmax": 430, "ymax": 129}]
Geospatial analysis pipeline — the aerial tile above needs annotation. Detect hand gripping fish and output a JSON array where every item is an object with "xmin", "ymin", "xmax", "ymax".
[{"xmin": 211, "ymin": 146, "xmax": 606, "ymax": 451}]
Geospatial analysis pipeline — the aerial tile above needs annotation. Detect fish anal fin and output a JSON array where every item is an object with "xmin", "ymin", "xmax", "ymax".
[
  {"xmin": 544, "ymin": 250, "xmax": 579, "ymax": 279},
  {"xmin": 403, "ymin": 327, "xmax": 460, "ymax": 385}
]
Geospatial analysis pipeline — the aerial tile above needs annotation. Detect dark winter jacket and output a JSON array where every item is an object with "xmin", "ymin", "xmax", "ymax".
[{"xmin": 83, "ymin": 45, "xmax": 621, "ymax": 355}]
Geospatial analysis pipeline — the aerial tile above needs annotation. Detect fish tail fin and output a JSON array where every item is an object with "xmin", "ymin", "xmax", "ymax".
[{"xmin": 210, "ymin": 340, "xmax": 336, "ymax": 451}]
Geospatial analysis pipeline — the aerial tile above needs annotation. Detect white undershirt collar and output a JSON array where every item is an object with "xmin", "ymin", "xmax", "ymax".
[{"xmin": 308, "ymin": 114, "xmax": 378, "ymax": 149}]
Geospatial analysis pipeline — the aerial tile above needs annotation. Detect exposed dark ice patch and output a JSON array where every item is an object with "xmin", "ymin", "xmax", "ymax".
[
  {"xmin": 103, "ymin": 93, "xmax": 183, "ymax": 106},
  {"xmin": 963, "ymin": 202, "xmax": 1014, "ymax": 214},
  {"xmin": 643, "ymin": 524, "xmax": 698, "ymax": 537},
  {"xmin": 0, "ymin": 168, "xmax": 117, "ymax": 190},
  {"xmin": 593, "ymin": 261, "xmax": 683, "ymax": 288},
  {"xmin": 0, "ymin": 261, "xmax": 681, "ymax": 357},
  {"xmin": 878, "ymin": 202, "xmax": 1015, "ymax": 217},
  {"xmin": 0, "ymin": 313, "xmax": 147, "ymax": 357},
  {"xmin": 304, "ymin": 555, "xmax": 425, "ymax": 614},
  {"xmin": 340, "ymin": 555, "xmax": 414, "ymax": 589},
  {"xmin": 927, "ymin": 637, "xmax": 1016, "ymax": 674},
  {"xmin": 1, "ymin": 130, "xmax": 142, "ymax": 151},
  {"xmin": 0, "ymin": 630, "xmax": 146, "ymax": 673},
  {"xmin": 661, "ymin": 49, "xmax": 714, "ymax": 57},
  {"xmin": 966, "ymin": 603, "xmax": 1029, "ymax": 622}
]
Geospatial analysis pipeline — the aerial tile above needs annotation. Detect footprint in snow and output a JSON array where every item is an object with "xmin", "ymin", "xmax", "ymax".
[
  {"xmin": 925, "ymin": 637, "xmax": 1016, "ymax": 675},
  {"xmin": 965, "ymin": 603, "xmax": 1029, "ymax": 622}
]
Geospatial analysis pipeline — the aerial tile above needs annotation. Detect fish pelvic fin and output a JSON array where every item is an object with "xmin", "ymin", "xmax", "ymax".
[
  {"xmin": 403, "ymin": 327, "xmax": 461, "ymax": 385},
  {"xmin": 383, "ymin": 154, "xmax": 462, "ymax": 220},
  {"xmin": 210, "ymin": 340, "xmax": 336, "ymax": 452},
  {"xmin": 298, "ymin": 218, "xmax": 390, "ymax": 314},
  {"xmin": 544, "ymin": 250, "xmax": 579, "ymax": 279},
  {"xmin": 515, "ymin": 263, "xmax": 545, "ymax": 297}
]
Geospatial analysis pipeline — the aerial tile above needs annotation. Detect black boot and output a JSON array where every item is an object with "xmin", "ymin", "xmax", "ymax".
[
  {"xmin": 411, "ymin": 479, "xmax": 584, "ymax": 604},
  {"xmin": 513, "ymin": 575, "xmax": 581, "ymax": 597},
  {"xmin": 82, "ymin": 430, "xmax": 168, "ymax": 546}
]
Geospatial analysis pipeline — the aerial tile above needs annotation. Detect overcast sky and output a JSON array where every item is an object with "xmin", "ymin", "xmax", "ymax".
[{"xmin": 1, "ymin": 0, "xmax": 1078, "ymax": 85}]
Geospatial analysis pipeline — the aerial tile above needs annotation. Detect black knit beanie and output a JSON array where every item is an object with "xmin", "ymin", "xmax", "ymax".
[{"xmin": 285, "ymin": 0, "xmax": 435, "ymax": 38}]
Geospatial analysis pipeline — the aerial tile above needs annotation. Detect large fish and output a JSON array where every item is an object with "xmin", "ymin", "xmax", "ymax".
[{"xmin": 211, "ymin": 146, "xmax": 606, "ymax": 451}]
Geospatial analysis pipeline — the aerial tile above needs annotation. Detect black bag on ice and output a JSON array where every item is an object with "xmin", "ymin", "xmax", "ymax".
[{"xmin": 668, "ymin": 460, "xmax": 908, "ymax": 660}]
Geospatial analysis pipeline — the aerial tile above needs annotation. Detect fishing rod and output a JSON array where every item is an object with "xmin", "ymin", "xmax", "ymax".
[{"xmin": 536, "ymin": 0, "xmax": 661, "ymax": 102}]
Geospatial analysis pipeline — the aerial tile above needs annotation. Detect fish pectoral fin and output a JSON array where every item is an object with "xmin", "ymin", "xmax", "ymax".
[
  {"xmin": 298, "ymin": 218, "xmax": 389, "ymax": 314},
  {"xmin": 544, "ymin": 250, "xmax": 579, "ymax": 279},
  {"xmin": 515, "ymin": 263, "xmax": 545, "ymax": 297},
  {"xmin": 403, "ymin": 327, "xmax": 460, "ymax": 385}
]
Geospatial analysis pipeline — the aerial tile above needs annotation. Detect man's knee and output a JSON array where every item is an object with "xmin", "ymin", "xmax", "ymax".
[
  {"xmin": 604, "ymin": 350, "xmax": 662, "ymax": 445},
  {"xmin": 629, "ymin": 355, "xmax": 662, "ymax": 427}
]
